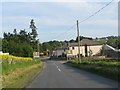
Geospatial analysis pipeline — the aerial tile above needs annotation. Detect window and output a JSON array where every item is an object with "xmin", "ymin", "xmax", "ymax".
[
  {"xmin": 68, "ymin": 47, "xmax": 70, "ymax": 50},
  {"xmin": 72, "ymin": 47, "xmax": 75, "ymax": 50}
]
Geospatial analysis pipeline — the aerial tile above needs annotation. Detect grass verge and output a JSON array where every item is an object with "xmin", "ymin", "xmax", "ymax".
[
  {"xmin": 2, "ymin": 58, "xmax": 44, "ymax": 89},
  {"xmin": 66, "ymin": 60, "xmax": 119, "ymax": 82},
  {"xmin": 2, "ymin": 61, "xmax": 43, "ymax": 89}
]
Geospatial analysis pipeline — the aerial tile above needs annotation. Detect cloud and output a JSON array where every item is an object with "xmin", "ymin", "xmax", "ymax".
[
  {"xmin": 1, "ymin": 1, "xmax": 118, "ymax": 42},
  {"xmin": 1, "ymin": 0, "xmax": 119, "ymax": 2},
  {"xmin": 81, "ymin": 19, "xmax": 117, "ymax": 28}
]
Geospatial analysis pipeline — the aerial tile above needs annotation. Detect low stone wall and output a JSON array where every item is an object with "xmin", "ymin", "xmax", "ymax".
[{"xmin": 104, "ymin": 50, "xmax": 120, "ymax": 59}]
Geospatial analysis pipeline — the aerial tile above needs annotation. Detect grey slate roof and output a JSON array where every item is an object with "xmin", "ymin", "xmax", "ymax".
[
  {"xmin": 69, "ymin": 39, "xmax": 102, "ymax": 46},
  {"xmin": 56, "ymin": 39, "xmax": 102, "ymax": 50}
]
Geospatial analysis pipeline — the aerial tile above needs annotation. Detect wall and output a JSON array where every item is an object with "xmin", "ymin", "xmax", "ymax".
[
  {"xmin": 54, "ymin": 49, "xmax": 65, "ymax": 57},
  {"xmin": 68, "ymin": 45, "xmax": 102, "ymax": 57},
  {"xmin": 104, "ymin": 50, "xmax": 120, "ymax": 59},
  {"xmin": 89, "ymin": 45, "xmax": 103, "ymax": 56}
]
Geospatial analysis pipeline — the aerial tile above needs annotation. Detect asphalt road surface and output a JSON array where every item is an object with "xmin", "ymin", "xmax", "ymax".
[{"xmin": 27, "ymin": 59, "xmax": 118, "ymax": 88}]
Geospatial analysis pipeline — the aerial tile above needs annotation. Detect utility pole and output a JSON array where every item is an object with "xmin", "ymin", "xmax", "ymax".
[
  {"xmin": 77, "ymin": 20, "xmax": 81, "ymax": 62},
  {"xmin": 37, "ymin": 39, "xmax": 40, "ymax": 58}
]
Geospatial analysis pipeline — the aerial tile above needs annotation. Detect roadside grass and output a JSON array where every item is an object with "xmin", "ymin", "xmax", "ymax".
[
  {"xmin": 2, "ymin": 59, "xmax": 41, "ymax": 75},
  {"xmin": 66, "ymin": 59, "xmax": 120, "ymax": 82},
  {"xmin": 1, "ymin": 54, "xmax": 44, "ymax": 89},
  {"xmin": 2, "ymin": 62, "xmax": 43, "ymax": 89}
]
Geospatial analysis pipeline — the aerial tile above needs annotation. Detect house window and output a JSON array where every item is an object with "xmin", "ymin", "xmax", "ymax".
[
  {"xmin": 72, "ymin": 47, "xmax": 75, "ymax": 50},
  {"xmin": 68, "ymin": 47, "xmax": 70, "ymax": 50}
]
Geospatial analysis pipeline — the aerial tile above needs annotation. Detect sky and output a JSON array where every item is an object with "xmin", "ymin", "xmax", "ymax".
[{"xmin": 0, "ymin": 0, "xmax": 119, "ymax": 43}]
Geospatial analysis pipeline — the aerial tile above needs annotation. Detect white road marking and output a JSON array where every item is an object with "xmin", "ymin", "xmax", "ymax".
[
  {"xmin": 58, "ymin": 68, "xmax": 61, "ymax": 72},
  {"xmin": 53, "ymin": 62, "xmax": 61, "ymax": 72}
]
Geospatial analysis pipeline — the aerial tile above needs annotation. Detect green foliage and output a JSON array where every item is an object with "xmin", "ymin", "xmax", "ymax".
[
  {"xmin": 30, "ymin": 19, "xmax": 38, "ymax": 51},
  {"xmin": 95, "ymin": 36, "xmax": 119, "ymax": 49},
  {"xmin": 2, "ymin": 19, "xmax": 38, "ymax": 57},
  {"xmin": 41, "ymin": 40, "xmax": 64, "ymax": 53},
  {"xmin": 21, "ymin": 44, "xmax": 33, "ymax": 57},
  {"xmin": 2, "ymin": 59, "xmax": 40, "ymax": 75},
  {"xmin": 66, "ymin": 59, "xmax": 119, "ymax": 81},
  {"xmin": 76, "ymin": 36, "xmax": 93, "ymax": 42},
  {"xmin": 30, "ymin": 19, "xmax": 38, "ymax": 41},
  {"xmin": 0, "ymin": 38, "xmax": 2, "ymax": 51},
  {"xmin": 2, "ymin": 54, "xmax": 43, "ymax": 88}
]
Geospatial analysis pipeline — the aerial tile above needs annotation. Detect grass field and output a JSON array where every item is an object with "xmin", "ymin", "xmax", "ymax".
[
  {"xmin": 1, "ymin": 54, "xmax": 43, "ymax": 89},
  {"xmin": 66, "ymin": 59, "xmax": 120, "ymax": 82}
]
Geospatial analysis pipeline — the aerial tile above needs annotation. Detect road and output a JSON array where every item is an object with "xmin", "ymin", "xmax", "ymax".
[{"xmin": 26, "ymin": 59, "xmax": 118, "ymax": 88}]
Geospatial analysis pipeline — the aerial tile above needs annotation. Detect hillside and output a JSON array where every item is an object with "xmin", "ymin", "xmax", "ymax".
[{"xmin": 94, "ymin": 36, "xmax": 119, "ymax": 49}]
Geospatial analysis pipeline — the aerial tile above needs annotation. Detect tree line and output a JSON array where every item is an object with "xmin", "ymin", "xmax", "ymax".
[
  {"xmin": 2, "ymin": 19, "xmax": 64, "ymax": 57},
  {"xmin": 2, "ymin": 19, "xmax": 119, "ymax": 57},
  {"xmin": 2, "ymin": 19, "xmax": 38, "ymax": 57}
]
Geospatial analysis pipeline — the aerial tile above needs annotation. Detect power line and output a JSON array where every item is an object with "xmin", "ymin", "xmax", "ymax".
[
  {"xmin": 79, "ymin": 0, "xmax": 114, "ymax": 24},
  {"xmin": 48, "ymin": 0, "xmax": 114, "ymax": 41},
  {"xmin": 49, "ymin": 24, "xmax": 76, "ymax": 41}
]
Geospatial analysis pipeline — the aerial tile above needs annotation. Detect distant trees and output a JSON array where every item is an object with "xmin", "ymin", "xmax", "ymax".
[
  {"xmin": 95, "ymin": 36, "xmax": 119, "ymax": 49},
  {"xmin": 0, "ymin": 38, "xmax": 2, "ymax": 51},
  {"xmin": 2, "ymin": 19, "xmax": 64, "ymax": 57},
  {"xmin": 76, "ymin": 36, "xmax": 93, "ymax": 42},
  {"xmin": 2, "ymin": 19, "xmax": 38, "ymax": 57},
  {"xmin": 2, "ymin": 18, "xmax": 119, "ymax": 58},
  {"xmin": 41, "ymin": 41, "xmax": 64, "ymax": 54}
]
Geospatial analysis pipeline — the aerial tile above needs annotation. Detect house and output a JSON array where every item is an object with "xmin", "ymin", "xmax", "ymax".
[
  {"xmin": 53, "ymin": 39, "xmax": 103, "ymax": 58},
  {"xmin": 67, "ymin": 39, "xmax": 103, "ymax": 57},
  {"xmin": 52, "ymin": 43, "xmax": 67, "ymax": 57}
]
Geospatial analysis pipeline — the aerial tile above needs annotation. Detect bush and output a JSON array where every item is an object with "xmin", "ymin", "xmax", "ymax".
[{"xmin": 2, "ymin": 40, "xmax": 33, "ymax": 57}]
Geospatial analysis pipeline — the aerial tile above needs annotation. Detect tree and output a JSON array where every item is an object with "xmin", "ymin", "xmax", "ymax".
[
  {"xmin": 76, "ymin": 36, "xmax": 93, "ymax": 42},
  {"xmin": 19, "ymin": 29, "xmax": 28, "ymax": 43},
  {"xmin": 30, "ymin": 19, "xmax": 38, "ymax": 41},
  {"xmin": 0, "ymin": 38, "xmax": 2, "ymax": 51},
  {"xmin": 69, "ymin": 39, "xmax": 76, "ymax": 43},
  {"xmin": 3, "ymin": 28, "xmax": 34, "ymax": 57},
  {"xmin": 21, "ymin": 44, "xmax": 33, "ymax": 57},
  {"xmin": 30, "ymin": 19, "xmax": 38, "ymax": 51},
  {"xmin": 13, "ymin": 29, "xmax": 17, "ymax": 35}
]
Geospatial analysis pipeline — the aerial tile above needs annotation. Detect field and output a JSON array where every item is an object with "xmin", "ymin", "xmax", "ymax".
[
  {"xmin": 1, "ymin": 54, "xmax": 43, "ymax": 89},
  {"xmin": 66, "ymin": 59, "xmax": 120, "ymax": 81}
]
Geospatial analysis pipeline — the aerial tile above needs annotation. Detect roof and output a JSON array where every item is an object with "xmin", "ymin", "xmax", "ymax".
[
  {"xmin": 103, "ymin": 44, "xmax": 120, "ymax": 52},
  {"xmin": 69, "ymin": 39, "xmax": 102, "ymax": 46},
  {"xmin": 55, "ymin": 39, "xmax": 102, "ymax": 50}
]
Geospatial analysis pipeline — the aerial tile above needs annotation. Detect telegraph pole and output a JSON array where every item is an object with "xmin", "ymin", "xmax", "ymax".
[
  {"xmin": 77, "ymin": 20, "xmax": 81, "ymax": 62},
  {"xmin": 37, "ymin": 39, "xmax": 40, "ymax": 58}
]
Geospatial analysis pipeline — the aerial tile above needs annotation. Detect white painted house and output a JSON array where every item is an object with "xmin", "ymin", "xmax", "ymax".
[
  {"xmin": 53, "ymin": 39, "xmax": 103, "ymax": 57},
  {"xmin": 52, "ymin": 44, "xmax": 67, "ymax": 57},
  {"xmin": 67, "ymin": 39, "xmax": 103, "ymax": 57}
]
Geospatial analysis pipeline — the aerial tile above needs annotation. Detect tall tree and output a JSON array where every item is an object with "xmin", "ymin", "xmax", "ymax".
[
  {"xmin": 30, "ymin": 19, "xmax": 38, "ymax": 41},
  {"xmin": 30, "ymin": 19, "xmax": 38, "ymax": 51},
  {"xmin": 13, "ymin": 29, "xmax": 17, "ymax": 35}
]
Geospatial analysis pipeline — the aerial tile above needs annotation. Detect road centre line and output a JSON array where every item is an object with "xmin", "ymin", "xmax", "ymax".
[
  {"xmin": 58, "ymin": 68, "xmax": 61, "ymax": 72},
  {"xmin": 53, "ymin": 62, "xmax": 61, "ymax": 72}
]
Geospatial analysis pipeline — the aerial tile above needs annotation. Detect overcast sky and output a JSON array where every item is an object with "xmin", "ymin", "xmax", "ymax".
[{"xmin": 0, "ymin": 0, "xmax": 118, "ymax": 42}]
